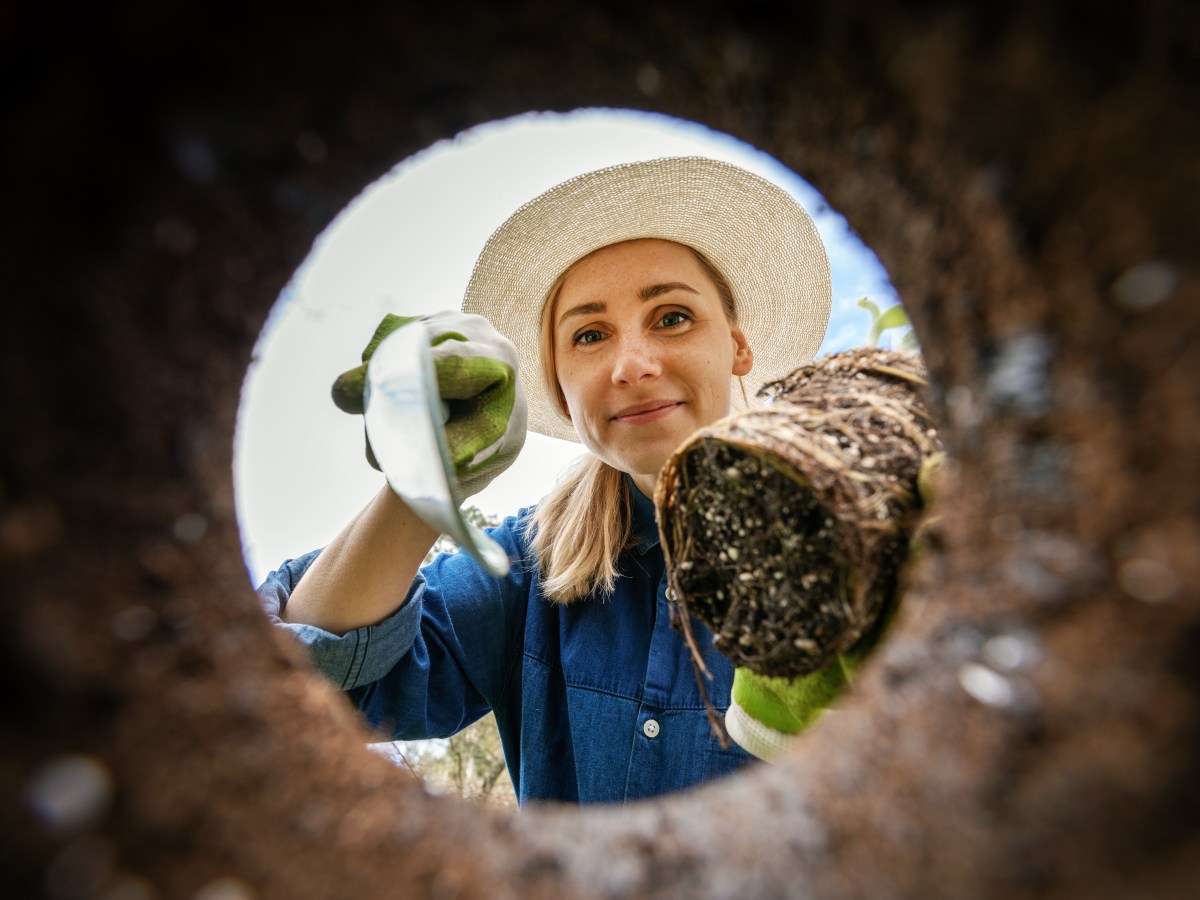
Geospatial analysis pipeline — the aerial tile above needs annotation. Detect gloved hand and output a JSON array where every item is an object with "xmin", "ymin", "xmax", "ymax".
[
  {"xmin": 726, "ymin": 452, "xmax": 946, "ymax": 761},
  {"xmin": 331, "ymin": 310, "xmax": 527, "ymax": 498}
]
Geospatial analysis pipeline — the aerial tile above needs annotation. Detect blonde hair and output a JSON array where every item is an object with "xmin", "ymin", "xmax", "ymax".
[{"xmin": 529, "ymin": 242, "xmax": 739, "ymax": 604}]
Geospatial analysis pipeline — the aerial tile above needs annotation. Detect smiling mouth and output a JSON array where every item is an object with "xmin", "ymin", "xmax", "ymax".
[{"xmin": 612, "ymin": 401, "xmax": 683, "ymax": 424}]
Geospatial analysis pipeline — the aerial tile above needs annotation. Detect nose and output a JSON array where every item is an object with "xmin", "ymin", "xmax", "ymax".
[{"xmin": 610, "ymin": 333, "xmax": 662, "ymax": 386}]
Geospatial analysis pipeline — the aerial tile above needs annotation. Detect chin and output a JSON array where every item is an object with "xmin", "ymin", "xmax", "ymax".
[{"xmin": 592, "ymin": 426, "xmax": 691, "ymax": 481}]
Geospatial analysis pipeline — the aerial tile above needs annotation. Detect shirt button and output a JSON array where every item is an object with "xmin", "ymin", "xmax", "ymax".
[
  {"xmin": 643, "ymin": 718, "xmax": 660, "ymax": 739},
  {"xmin": 666, "ymin": 587, "xmax": 677, "ymax": 601}
]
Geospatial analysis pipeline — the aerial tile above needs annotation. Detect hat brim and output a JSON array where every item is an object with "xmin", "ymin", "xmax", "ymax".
[{"xmin": 462, "ymin": 156, "xmax": 832, "ymax": 443}]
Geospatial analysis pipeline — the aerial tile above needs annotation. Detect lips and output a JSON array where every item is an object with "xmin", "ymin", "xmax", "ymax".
[{"xmin": 611, "ymin": 400, "xmax": 683, "ymax": 425}]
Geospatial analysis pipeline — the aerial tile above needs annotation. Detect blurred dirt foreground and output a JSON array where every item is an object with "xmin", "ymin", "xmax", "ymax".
[{"xmin": 2, "ymin": 2, "xmax": 1198, "ymax": 897}]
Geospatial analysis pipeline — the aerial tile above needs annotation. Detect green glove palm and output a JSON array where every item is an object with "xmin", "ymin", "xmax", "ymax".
[
  {"xmin": 727, "ymin": 452, "xmax": 945, "ymax": 761},
  {"xmin": 332, "ymin": 311, "xmax": 527, "ymax": 498},
  {"xmin": 726, "ymin": 605, "xmax": 888, "ymax": 760}
]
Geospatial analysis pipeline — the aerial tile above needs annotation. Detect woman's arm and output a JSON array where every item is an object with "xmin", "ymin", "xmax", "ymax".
[
  {"xmin": 286, "ymin": 309, "xmax": 525, "ymax": 635},
  {"xmin": 282, "ymin": 485, "xmax": 439, "ymax": 635}
]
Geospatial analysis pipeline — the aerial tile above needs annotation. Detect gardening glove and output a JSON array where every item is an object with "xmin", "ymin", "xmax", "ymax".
[
  {"xmin": 331, "ymin": 310, "xmax": 527, "ymax": 498},
  {"xmin": 726, "ymin": 655, "xmax": 857, "ymax": 762},
  {"xmin": 726, "ymin": 452, "xmax": 946, "ymax": 762}
]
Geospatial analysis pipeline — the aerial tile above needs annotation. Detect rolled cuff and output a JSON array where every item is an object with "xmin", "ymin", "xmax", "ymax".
[{"xmin": 276, "ymin": 581, "xmax": 424, "ymax": 691}]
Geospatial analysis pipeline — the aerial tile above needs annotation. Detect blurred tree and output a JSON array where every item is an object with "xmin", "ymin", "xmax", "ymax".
[{"xmin": 394, "ymin": 712, "xmax": 515, "ymax": 807}]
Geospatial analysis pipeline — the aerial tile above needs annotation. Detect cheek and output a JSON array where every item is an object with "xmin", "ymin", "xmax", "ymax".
[
  {"xmin": 559, "ymin": 384, "xmax": 608, "ymax": 456},
  {"xmin": 696, "ymin": 351, "xmax": 729, "ymax": 389},
  {"xmin": 555, "ymin": 362, "xmax": 590, "ymax": 418}
]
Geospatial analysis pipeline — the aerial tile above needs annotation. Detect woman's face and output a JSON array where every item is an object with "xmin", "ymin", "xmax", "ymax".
[{"xmin": 551, "ymin": 239, "xmax": 753, "ymax": 492}]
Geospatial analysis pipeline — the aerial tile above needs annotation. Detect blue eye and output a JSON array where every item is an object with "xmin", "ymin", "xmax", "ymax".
[
  {"xmin": 573, "ymin": 329, "xmax": 605, "ymax": 345},
  {"xmin": 660, "ymin": 310, "xmax": 690, "ymax": 328}
]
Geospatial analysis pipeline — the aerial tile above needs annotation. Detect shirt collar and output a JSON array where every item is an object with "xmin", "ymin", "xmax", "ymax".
[{"xmin": 628, "ymin": 477, "xmax": 661, "ymax": 555}]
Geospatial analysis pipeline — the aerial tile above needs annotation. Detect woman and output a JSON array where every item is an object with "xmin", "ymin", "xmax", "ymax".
[{"xmin": 258, "ymin": 157, "xmax": 832, "ymax": 804}]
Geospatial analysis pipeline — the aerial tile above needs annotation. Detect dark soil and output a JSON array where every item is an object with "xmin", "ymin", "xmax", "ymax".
[
  {"xmin": 672, "ymin": 439, "xmax": 861, "ymax": 676},
  {"xmin": 659, "ymin": 349, "xmax": 940, "ymax": 678}
]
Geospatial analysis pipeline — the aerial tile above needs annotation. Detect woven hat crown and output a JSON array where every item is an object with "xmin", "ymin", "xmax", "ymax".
[{"xmin": 462, "ymin": 156, "xmax": 832, "ymax": 442}]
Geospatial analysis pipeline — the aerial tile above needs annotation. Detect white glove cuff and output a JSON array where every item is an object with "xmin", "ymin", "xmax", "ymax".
[{"xmin": 725, "ymin": 698, "xmax": 796, "ymax": 763}]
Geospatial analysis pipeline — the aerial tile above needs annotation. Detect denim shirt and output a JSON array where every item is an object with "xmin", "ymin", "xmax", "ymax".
[{"xmin": 257, "ymin": 482, "xmax": 755, "ymax": 804}]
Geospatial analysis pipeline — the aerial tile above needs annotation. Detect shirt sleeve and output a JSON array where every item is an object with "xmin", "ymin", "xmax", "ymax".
[
  {"xmin": 255, "ymin": 512, "xmax": 533, "ymax": 741},
  {"xmin": 256, "ymin": 548, "xmax": 425, "ymax": 691}
]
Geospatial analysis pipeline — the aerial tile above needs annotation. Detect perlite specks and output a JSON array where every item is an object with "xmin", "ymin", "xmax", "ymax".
[
  {"xmin": 672, "ymin": 441, "xmax": 853, "ymax": 676},
  {"xmin": 656, "ymin": 348, "xmax": 942, "ymax": 680}
]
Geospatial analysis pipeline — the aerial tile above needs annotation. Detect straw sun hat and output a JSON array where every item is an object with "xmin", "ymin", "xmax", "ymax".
[{"xmin": 461, "ymin": 156, "xmax": 832, "ymax": 443}]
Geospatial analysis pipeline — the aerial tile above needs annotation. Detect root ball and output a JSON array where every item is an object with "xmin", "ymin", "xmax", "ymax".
[{"xmin": 656, "ymin": 349, "xmax": 942, "ymax": 678}]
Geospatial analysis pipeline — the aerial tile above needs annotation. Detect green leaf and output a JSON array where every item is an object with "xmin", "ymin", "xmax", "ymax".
[
  {"xmin": 875, "ymin": 304, "xmax": 911, "ymax": 333},
  {"xmin": 856, "ymin": 296, "xmax": 882, "ymax": 320},
  {"xmin": 858, "ymin": 297, "xmax": 883, "ymax": 348}
]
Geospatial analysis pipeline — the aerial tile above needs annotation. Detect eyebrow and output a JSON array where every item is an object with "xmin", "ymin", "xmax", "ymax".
[
  {"xmin": 556, "ymin": 282, "xmax": 700, "ymax": 328},
  {"xmin": 638, "ymin": 281, "xmax": 699, "ymax": 301}
]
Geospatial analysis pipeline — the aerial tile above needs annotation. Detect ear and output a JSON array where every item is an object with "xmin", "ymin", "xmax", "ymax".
[{"xmin": 731, "ymin": 326, "xmax": 753, "ymax": 377}]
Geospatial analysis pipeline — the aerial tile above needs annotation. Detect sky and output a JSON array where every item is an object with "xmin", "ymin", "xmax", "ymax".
[{"xmin": 234, "ymin": 108, "xmax": 902, "ymax": 585}]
